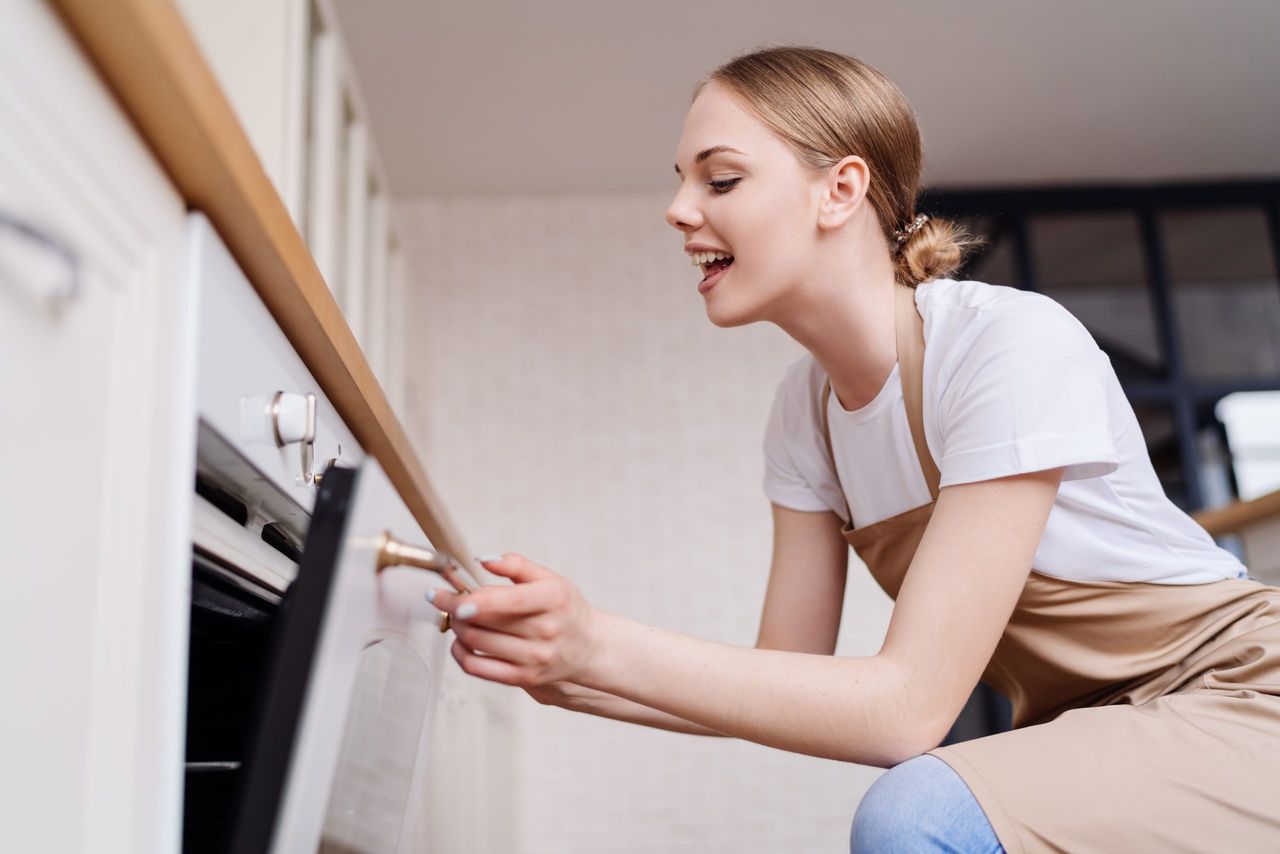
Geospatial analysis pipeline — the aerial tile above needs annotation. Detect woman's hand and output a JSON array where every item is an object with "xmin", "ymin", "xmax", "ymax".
[{"xmin": 428, "ymin": 553, "xmax": 601, "ymax": 690}]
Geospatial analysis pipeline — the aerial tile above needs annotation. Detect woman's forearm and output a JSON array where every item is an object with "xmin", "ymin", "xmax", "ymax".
[
  {"xmin": 556, "ymin": 683, "xmax": 730, "ymax": 737},
  {"xmin": 436, "ymin": 553, "xmax": 921, "ymax": 761},
  {"xmin": 577, "ymin": 610, "xmax": 921, "ymax": 767}
]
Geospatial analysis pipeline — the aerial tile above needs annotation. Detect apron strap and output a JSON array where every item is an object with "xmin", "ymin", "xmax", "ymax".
[
  {"xmin": 819, "ymin": 283, "xmax": 941, "ymax": 522},
  {"xmin": 895, "ymin": 283, "xmax": 942, "ymax": 500},
  {"xmin": 820, "ymin": 379, "xmax": 854, "ymax": 524}
]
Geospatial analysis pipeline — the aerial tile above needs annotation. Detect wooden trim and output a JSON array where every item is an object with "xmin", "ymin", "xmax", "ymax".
[
  {"xmin": 1194, "ymin": 489, "xmax": 1280, "ymax": 538},
  {"xmin": 50, "ymin": 0, "xmax": 483, "ymax": 578}
]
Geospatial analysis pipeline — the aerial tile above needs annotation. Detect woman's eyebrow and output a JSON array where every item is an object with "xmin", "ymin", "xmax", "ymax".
[{"xmin": 673, "ymin": 145, "xmax": 747, "ymax": 175}]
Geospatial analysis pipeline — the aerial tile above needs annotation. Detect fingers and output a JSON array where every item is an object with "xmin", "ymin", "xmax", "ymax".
[
  {"xmin": 427, "ymin": 552, "xmax": 571, "ymax": 688},
  {"xmin": 476, "ymin": 552, "xmax": 551, "ymax": 584},
  {"xmin": 444, "ymin": 604, "xmax": 549, "ymax": 687},
  {"xmin": 450, "ymin": 638, "xmax": 523, "ymax": 686},
  {"xmin": 449, "ymin": 620, "xmax": 530, "ymax": 663},
  {"xmin": 426, "ymin": 586, "xmax": 463, "ymax": 615},
  {"xmin": 427, "ymin": 578, "xmax": 561, "ymax": 626}
]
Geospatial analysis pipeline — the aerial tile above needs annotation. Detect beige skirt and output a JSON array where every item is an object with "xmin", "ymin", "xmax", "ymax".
[{"xmin": 927, "ymin": 576, "xmax": 1280, "ymax": 853}]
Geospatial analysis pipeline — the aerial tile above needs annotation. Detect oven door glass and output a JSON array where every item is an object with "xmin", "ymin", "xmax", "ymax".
[
  {"xmin": 319, "ymin": 635, "xmax": 433, "ymax": 851},
  {"xmin": 230, "ymin": 462, "xmax": 439, "ymax": 853}
]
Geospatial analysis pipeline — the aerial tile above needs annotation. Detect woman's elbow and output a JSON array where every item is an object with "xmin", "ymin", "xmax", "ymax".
[
  {"xmin": 865, "ymin": 718, "xmax": 943, "ymax": 767},
  {"xmin": 863, "ymin": 660, "xmax": 955, "ymax": 766},
  {"xmin": 840, "ymin": 706, "xmax": 947, "ymax": 768}
]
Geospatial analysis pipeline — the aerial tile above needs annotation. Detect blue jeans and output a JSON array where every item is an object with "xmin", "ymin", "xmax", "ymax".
[{"xmin": 850, "ymin": 754, "xmax": 1005, "ymax": 853}]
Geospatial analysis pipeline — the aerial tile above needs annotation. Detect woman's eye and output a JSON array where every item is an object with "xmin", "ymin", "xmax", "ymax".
[{"xmin": 708, "ymin": 178, "xmax": 741, "ymax": 194}]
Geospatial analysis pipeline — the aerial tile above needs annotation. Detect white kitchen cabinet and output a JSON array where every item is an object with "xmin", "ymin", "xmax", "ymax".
[
  {"xmin": 176, "ymin": 0, "xmax": 403, "ymax": 395},
  {"xmin": 0, "ymin": 1, "xmax": 193, "ymax": 851},
  {"xmin": 176, "ymin": 0, "xmax": 310, "ymax": 224},
  {"xmin": 1, "ymin": 4, "xmax": 491, "ymax": 852}
]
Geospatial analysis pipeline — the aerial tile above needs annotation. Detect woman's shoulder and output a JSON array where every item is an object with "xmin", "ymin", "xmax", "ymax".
[
  {"xmin": 919, "ymin": 278, "xmax": 1085, "ymax": 328},
  {"xmin": 919, "ymin": 278, "xmax": 1100, "ymax": 363},
  {"xmin": 769, "ymin": 279, "xmax": 1101, "ymax": 421}
]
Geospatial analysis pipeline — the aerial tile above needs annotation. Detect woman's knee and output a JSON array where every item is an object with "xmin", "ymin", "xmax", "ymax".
[
  {"xmin": 849, "ymin": 754, "xmax": 1001, "ymax": 853},
  {"xmin": 851, "ymin": 755, "xmax": 943, "ymax": 848}
]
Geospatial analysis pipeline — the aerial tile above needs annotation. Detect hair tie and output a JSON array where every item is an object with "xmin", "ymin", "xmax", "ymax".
[{"xmin": 893, "ymin": 213, "xmax": 930, "ymax": 246}]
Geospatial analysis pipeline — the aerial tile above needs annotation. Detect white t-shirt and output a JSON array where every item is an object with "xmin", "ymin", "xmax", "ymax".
[{"xmin": 763, "ymin": 278, "xmax": 1248, "ymax": 585}]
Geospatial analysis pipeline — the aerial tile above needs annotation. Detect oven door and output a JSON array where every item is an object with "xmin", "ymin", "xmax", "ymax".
[{"xmin": 229, "ymin": 460, "xmax": 463, "ymax": 853}]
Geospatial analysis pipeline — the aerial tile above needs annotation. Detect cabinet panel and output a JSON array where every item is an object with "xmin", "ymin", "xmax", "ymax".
[
  {"xmin": 306, "ymin": 30, "xmax": 346, "ymax": 295},
  {"xmin": 342, "ymin": 121, "xmax": 369, "ymax": 335},
  {"xmin": 365, "ymin": 193, "xmax": 390, "ymax": 380},
  {"xmin": 176, "ymin": 0, "xmax": 406, "ymax": 382},
  {"xmin": 0, "ymin": 2, "xmax": 190, "ymax": 852},
  {"xmin": 174, "ymin": 0, "xmax": 310, "ymax": 224}
]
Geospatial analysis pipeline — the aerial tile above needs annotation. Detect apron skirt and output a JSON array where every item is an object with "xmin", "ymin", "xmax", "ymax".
[{"xmin": 927, "ymin": 575, "xmax": 1280, "ymax": 853}]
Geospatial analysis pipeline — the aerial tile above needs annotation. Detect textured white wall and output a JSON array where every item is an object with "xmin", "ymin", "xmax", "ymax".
[{"xmin": 396, "ymin": 192, "xmax": 895, "ymax": 853}]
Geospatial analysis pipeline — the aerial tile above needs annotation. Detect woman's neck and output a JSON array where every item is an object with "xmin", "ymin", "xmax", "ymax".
[{"xmin": 773, "ymin": 252, "xmax": 900, "ymax": 413}]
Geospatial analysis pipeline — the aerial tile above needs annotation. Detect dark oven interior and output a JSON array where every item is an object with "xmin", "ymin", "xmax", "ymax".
[{"xmin": 183, "ymin": 551, "xmax": 279, "ymax": 854}]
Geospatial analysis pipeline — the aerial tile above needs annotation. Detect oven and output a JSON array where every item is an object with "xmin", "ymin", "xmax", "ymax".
[{"xmin": 182, "ymin": 213, "xmax": 476, "ymax": 852}]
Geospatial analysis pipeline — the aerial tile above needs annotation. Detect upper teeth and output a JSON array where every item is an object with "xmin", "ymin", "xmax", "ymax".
[{"xmin": 690, "ymin": 250, "xmax": 733, "ymax": 267}]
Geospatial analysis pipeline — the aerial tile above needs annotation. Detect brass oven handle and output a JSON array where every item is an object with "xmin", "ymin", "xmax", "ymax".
[{"xmin": 375, "ymin": 530, "xmax": 476, "ymax": 632}]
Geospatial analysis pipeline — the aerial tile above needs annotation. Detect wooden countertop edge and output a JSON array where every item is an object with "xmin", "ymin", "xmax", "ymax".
[
  {"xmin": 1193, "ymin": 489, "xmax": 1280, "ymax": 538},
  {"xmin": 51, "ymin": 0, "xmax": 486, "ymax": 580}
]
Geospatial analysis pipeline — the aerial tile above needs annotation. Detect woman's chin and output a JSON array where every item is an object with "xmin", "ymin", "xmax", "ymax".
[{"xmin": 704, "ymin": 297, "xmax": 758, "ymax": 329}]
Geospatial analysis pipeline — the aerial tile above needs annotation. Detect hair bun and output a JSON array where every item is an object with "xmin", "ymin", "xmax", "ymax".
[{"xmin": 896, "ymin": 217, "xmax": 986, "ymax": 286}]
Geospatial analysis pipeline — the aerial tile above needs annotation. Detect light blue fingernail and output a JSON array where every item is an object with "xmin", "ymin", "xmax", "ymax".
[
  {"xmin": 476, "ymin": 553, "xmax": 502, "ymax": 563},
  {"xmin": 456, "ymin": 602, "xmax": 477, "ymax": 620},
  {"xmin": 425, "ymin": 588, "xmax": 437, "ymax": 603}
]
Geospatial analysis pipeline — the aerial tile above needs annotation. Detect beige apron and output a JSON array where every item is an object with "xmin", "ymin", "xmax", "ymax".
[{"xmin": 823, "ymin": 283, "xmax": 1280, "ymax": 853}]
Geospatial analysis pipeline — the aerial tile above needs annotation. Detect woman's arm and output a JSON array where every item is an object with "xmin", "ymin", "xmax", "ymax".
[
  {"xmin": 435, "ymin": 466, "xmax": 1063, "ymax": 767},
  {"xmin": 756, "ymin": 503, "xmax": 850, "ymax": 654},
  {"xmin": 579, "ymin": 467, "xmax": 1063, "ymax": 766},
  {"xmin": 525, "ymin": 681, "xmax": 730, "ymax": 736},
  {"xmin": 524, "ymin": 504, "xmax": 850, "ymax": 736}
]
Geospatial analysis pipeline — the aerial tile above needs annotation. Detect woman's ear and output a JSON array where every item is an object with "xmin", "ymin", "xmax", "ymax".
[{"xmin": 816, "ymin": 155, "xmax": 870, "ymax": 232}]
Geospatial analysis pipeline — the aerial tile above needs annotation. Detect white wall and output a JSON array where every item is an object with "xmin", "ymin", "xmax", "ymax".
[{"xmin": 396, "ymin": 191, "xmax": 895, "ymax": 853}]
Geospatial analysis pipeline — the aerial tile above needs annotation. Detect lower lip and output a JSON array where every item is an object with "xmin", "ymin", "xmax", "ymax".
[{"xmin": 698, "ymin": 263, "xmax": 731, "ymax": 294}]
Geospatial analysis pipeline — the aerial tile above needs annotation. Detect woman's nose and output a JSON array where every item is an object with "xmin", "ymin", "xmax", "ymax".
[{"xmin": 665, "ymin": 187, "xmax": 702, "ymax": 231}]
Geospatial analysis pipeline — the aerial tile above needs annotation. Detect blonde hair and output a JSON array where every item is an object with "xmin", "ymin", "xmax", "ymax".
[{"xmin": 695, "ymin": 46, "xmax": 983, "ymax": 287}]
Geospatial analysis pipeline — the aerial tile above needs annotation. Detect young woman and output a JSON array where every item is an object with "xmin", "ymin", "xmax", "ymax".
[{"xmin": 427, "ymin": 47, "xmax": 1280, "ymax": 852}]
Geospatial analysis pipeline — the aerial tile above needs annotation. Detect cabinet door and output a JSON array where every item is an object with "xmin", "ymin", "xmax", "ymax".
[{"xmin": 0, "ymin": 2, "xmax": 191, "ymax": 852}]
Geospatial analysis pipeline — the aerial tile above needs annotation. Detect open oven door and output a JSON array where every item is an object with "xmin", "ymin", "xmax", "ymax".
[{"xmin": 229, "ymin": 461, "xmax": 468, "ymax": 853}]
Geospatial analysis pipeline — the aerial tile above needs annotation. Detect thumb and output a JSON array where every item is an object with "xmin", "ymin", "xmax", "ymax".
[{"xmin": 476, "ymin": 552, "xmax": 550, "ymax": 583}]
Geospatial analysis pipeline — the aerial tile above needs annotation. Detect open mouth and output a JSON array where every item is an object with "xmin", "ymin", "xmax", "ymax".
[
  {"xmin": 689, "ymin": 249, "xmax": 735, "ymax": 291},
  {"xmin": 701, "ymin": 256, "xmax": 734, "ymax": 280},
  {"xmin": 698, "ymin": 256, "xmax": 733, "ymax": 294}
]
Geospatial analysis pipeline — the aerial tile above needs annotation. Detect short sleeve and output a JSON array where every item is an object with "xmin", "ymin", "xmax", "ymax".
[
  {"xmin": 936, "ymin": 297, "xmax": 1120, "ymax": 488},
  {"xmin": 762, "ymin": 373, "xmax": 835, "ymax": 513}
]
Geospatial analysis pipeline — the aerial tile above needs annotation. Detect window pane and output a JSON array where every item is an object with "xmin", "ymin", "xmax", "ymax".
[
  {"xmin": 1216, "ymin": 390, "xmax": 1280, "ymax": 500},
  {"xmin": 1161, "ymin": 207, "xmax": 1280, "ymax": 382},
  {"xmin": 1030, "ymin": 213, "xmax": 1165, "ymax": 382}
]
